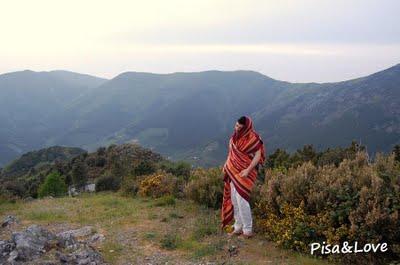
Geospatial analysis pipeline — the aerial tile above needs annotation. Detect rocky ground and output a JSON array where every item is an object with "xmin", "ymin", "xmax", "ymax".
[
  {"xmin": 1, "ymin": 215, "xmax": 106, "ymax": 264},
  {"xmin": 0, "ymin": 193, "xmax": 330, "ymax": 265}
]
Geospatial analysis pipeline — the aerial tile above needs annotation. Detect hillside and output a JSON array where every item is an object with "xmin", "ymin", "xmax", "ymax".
[
  {"xmin": 0, "ymin": 143, "xmax": 166, "ymax": 199},
  {"xmin": 0, "ymin": 70, "xmax": 107, "ymax": 166},
  {"xmin": 1, "ymin": 64, "xmax": 399, "ymax": 167},
  {"xmin": 0, "ymin": 141, "xmax": 398, "ymax": 264},
  {"xmin": 1, "ymin": 145, "xmax": 86, "ymax": 178}
]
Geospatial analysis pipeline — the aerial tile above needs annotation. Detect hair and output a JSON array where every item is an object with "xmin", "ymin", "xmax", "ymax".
[{"xmin": 237, "ymin": 116, "xmax": 247, "ymax": 125}]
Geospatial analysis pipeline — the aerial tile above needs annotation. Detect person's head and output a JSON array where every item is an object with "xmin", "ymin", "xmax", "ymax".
[{"xmin": 234, "ymin": 116, "xmax": 247, "ymax": 132}]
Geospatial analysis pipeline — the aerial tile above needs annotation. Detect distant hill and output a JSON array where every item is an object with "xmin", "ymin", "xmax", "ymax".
[
  {"xmin": 0, "ymin": 143, "xmax": 165, "ymax": 198},
  {"xmin": 0, "ymin": 70, "xmax": 107, "ymax": 166},
  {"xmin": 0, "ymin": 65, "xmax": 399, "ymax": 167},
  {"xmin": 0, "ymin": 145, "xmax": 86, "ymax": 178}
]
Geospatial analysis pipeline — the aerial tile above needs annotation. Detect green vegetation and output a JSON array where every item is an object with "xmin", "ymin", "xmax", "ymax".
[
  {"xmin": 255, "ymin": 151, "xmax": 400, "ymax": 265},
  {"xmin": 1, "ymin": 141, "xmax": 399, "ymax": 264},
  {"xmin": 38, "ymin": 171, "xmax": 67, "ymax": 198},
  {"xmin": 71, "ymin": 159, "xmax": 88, "ymax": 188},
  {"xmin": 184, "ymin": 167, "xmax": 223, "ymax": 209},
  {"xmin": 95, "ymin": 173, "xmax": 121, "ymax": 192}
]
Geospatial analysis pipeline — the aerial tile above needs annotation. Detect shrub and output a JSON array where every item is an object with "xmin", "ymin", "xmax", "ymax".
[
  {"xmin": 157, "ymin": 160, "xmax": 191, "ymax": 181},
  {"xmin": 254, "ymin": 152, "xmax": 400, "ymax": 264},
  {"xmin": 120, "ymin": 175, "xmax": 139, "ymax": 196},
  {"xmin": 184, "ymin": 167, "xmax": 223, "ymax": 209},
  {"xmin": 266, "ymin": 141, "xmax": 366, "ymax": 170},
  {"xmin": 160, "ymin": 233, "xmax": 181, "ymax": 250},
  {"xmin": 393, "ymin": 145, "xmax": 400, "ymax": 162},
  {"xmin": 138, "ymin": 170, "xmax": 178, "ymax": 198},
  {"xmin": 153, "ymin": 194, "xmax": 176, "ymax": 207},
  {"xmin": 95, "ymin": 174, "xmax": 121, "ymax": 192},
  {"xmin": 3, "ymin": 180, "xmax": 27, "ymax": 197},
  {"xmin": 38, "ymin": 172, "xmax": 67, "ymax": 198},
  {"xmin": 95, "ymin": 157, "xmax": 106, "ymax": 167},
  {"xmin": 133, "ymin": 160, "xmax": 156, "ymax": 176}
]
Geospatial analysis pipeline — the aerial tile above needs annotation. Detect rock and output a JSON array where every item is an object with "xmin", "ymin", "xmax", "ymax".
[
  {"xmin": 88, "ymin": 233, "xmax": 105, "ymax": 244},
  {"xmin": 68, "ymin": 184, "xmax": 96, "ymax": 196},
  {"xmin": 2, "ymin": 215, "xmax": 19, "ymax": 227},
  {"xmin": 23, "ymin": 196, "xmax": 34, "ymax": 202},
  {"xmin": 0, "ymin": 240, "xmax": 16, "ymax": 264},
  {"xmin": 58, "ymin": 226, "xmax": 94, "ymax": 239},
  {"xmin": 68, "ymin": 186, "xmax": 79, "ymax": 197},
  {"xmin": 11, "ymin": 224, "xmax": 58, "ymax": 261},
  {"xmin": 1, "ymin": 225, "xmax": 107, "ymax": 264},
  {"xmin": 56, "ymin": 245, "xmax": 106, "ymax": 264},
  {"xmin": 7, "ymin": 250, "xmax": 18, "ymax": 263},
  {"xmin": 57, "ymin": 231, "xmax": 77, "ymax": 248},
  {"xmin": 0, "ymin": 240, "xmax": 15, "ymax": 254},
  {"xmin": 84, "ymin": 183, "xmax": 96, "ymax": 193}
]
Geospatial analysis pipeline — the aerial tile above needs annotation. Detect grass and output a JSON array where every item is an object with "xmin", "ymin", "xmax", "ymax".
[
  {"xmin": 0, "ymin": 192, "xmax": 333, "ymax": 265},
  {"xmin": 143, "ymin": 231, "xmax": 157, "ymax": 240},
  {"xmin": 101, "ymin": 240, "xmax": 124, "ymax": 263},
  {"xmin": 160, "ymin": 233, "xmax": 181, "ymax": 250},
  {"xmin": 191, "ymin": 213, "xmax": 219, "ymax": 240},
  {"xmin": 192, "ymin": 240, "xmax": 225, "ymax": 258},
  {"xmin": 152, "ymin": 194, "xmax": 176, "ymax": 207}
]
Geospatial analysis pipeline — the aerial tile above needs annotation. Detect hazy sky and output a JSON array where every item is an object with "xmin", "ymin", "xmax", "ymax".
[{"xmin": 1, "ymin": 0, "xmax": 400, "ymax": 82}]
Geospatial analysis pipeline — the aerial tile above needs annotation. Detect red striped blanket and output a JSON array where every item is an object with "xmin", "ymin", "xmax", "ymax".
[{"xmin": 221, "ymin": 116, "xmax": 266, "ymax": 230}]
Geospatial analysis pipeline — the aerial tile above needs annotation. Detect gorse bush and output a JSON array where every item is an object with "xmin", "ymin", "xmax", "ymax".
[
  {"xmin": 254, "ymin": 152, "xmax": 400, "ymax": 265},
  {"xmin": 184, "ymin": 167, "xmax": 223, "ymax": 209},
  {"xmin": 38, "ymin": 172, "xmax": 67, "ymax": 198},
  {"xmin": 138, "ymin": 170, "xmax": 178, "ymax": 198}
]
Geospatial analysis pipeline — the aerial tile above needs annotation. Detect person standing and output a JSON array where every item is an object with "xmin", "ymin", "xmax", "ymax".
[{"xmin": 221, "ymin": 115, "xmax": 265, "ymax": 238}]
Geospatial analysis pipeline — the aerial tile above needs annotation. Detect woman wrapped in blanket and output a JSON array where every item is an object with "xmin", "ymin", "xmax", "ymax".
[{"xmin": 221, "ymin": 116, "xmax": 265, "ymax": 238}]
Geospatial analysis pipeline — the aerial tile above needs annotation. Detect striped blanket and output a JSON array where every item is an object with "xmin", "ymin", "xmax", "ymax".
[{"xmin": 221, "ymin": 116, "xmax": 266, "ymax": 230}]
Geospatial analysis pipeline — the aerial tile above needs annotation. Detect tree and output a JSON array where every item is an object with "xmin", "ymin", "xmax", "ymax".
[
  {"xmin": 265, "ymin": 148, "xmax": 291, "ymax": 169},
  {"xmin": 393, "ymin": 145, "xmax": 400, "ymax": 162},
  {"xmin": 38, "ymin": 172, "xmax": 67, "ymax": 198},
  {"xmin": 71, "ymin": 160, "xmax": 88, "ymax": 189},
  {"xmin": 133, "ymin": 160, "xmax": 156, "ymax": 176}
]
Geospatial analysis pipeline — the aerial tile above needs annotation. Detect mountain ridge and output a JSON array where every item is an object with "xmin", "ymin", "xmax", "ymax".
[{"xmin": 0, "ymin": 63, "xmax": 399, "ymax": 167}]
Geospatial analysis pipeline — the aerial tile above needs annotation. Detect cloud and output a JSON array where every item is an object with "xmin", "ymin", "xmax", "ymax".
[{"xmin": 1, "ymin": 0, "xmax": 399, "ymax": 82}]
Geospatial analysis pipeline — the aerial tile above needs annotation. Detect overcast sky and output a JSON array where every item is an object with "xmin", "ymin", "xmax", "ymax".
[{"xmin": 1, "ymin": 0, "xmax": 400, "ymax": 82}]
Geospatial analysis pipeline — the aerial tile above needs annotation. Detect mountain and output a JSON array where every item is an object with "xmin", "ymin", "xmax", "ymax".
[
  {"xmin": 255, "ymin": 63, "xmax": 400, "ymax": 155},
  {"xmin": 0, "ymin": 65, "xmax": 399, "ymax": 167},
  {"xmin": 0, "ymin": 70, "xmax": 107, "ymax": 166},
  {"xmin": 47, "ymin": 70, "xmax": 290, "ymax": 153}
]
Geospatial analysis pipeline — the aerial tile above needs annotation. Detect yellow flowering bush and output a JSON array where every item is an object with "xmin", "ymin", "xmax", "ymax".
[{"xmin": 138, "ymin": 170, "xmax": 178, "ymax": 198}]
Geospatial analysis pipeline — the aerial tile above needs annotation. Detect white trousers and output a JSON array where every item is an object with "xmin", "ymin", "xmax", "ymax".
[{"xmin": 230, "ymin": 181, "xmax": 253, "ymax": 234}]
